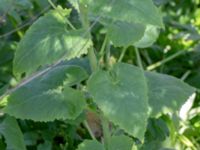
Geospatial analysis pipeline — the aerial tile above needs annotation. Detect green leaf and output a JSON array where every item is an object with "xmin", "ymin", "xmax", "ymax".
[
  {"xmin": 107, "ymin": 21, "xmax": 145, "ymax": 47},
  {"xmin": 14, "ymin": 7, "xmax": 92, "ymax": 77},
  {"xmin": 83, "ymin": 0, "xmax": 163, "ymax": 28},
  {"xmin": 108, "ymin": 136, "xmax": 133, "ymax": 150},
  {"xmin": 61, "ymin": 58, "xmax": 91, "ymax": 74},
  {"xmin": 88, "ymin": 63, "xmax": 149, "ymax": 140},
  {"xmin": 76, "ymin": 136, "xmax": 133, "ymax": 150},
  {"xmin": 76, "ymin": 140, "xmax": 104, "ymax": 150},
  {"xmin": 145, "ymin": 71, "xmax": 196, "ymax": 116},
  {"xmin": 0, "ymin": 116, "xmax": 26, "ymax": 150},
  {"xmin": 4, "ymin": 65, "xmax": 88, "ymax": 121},
  {"xmin": 24, "ymin": 132, "xmax": 38, "ymax": 146},
  {"xmin": 37, "ymin": 141, "xmax": 52, "ymax": 150},
  {"xmin": 134, "ymin": 25, "xmax": 159, "ymax": 48}
]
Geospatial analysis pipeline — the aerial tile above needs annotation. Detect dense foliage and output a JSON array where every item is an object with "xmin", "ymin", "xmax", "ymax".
[{"xmin": 0, "ymin": 0, "xmax": 199, "ymax": 149}]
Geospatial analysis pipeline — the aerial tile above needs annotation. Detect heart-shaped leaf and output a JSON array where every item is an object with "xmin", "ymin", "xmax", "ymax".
[{"xmin": 88, "ymin": 63, "xmax": 149, "ymax": 140}]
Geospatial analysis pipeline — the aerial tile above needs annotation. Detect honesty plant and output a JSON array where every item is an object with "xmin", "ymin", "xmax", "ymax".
[{"xmin": 0, "ymin": 0, "xmax": 195, "ymax": 149}]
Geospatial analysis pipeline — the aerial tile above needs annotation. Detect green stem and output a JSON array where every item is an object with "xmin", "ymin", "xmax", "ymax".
[
  {"xmin": 118, "ymin": 47, "xmax": 128, "ymax": 62},
  {"xmin": 141, "ymin": 50, "xmax": 152, "ymax": 65},
  {"xmin": 78, "ymin": 1, "xmax": 89, "ymax": 28},
  {"xmin": 147, "ymin": 49, "xmax": 191, "ymax": 71},
  {"xmin": 99, "ymin": 35, "xmax": 108, "ymax": 57},
  {"xmin": 135, "ymin": 48, "xmax": 144, "ymax": 70},
  {"xmin": 83, "ymin": 120, "xmax": 96, "ymax": 140},
  {"xmin": 48, "ymin": 0, "xmax": 76, "ymax": 30},
  {"xmin": 132, "ymin": 48, "xmax": 145, "ymax": 149},
  {"xmin": 88, "ymin": 47, "xmax": 98, "ymax": 71},
  {"xmin": 101, "ymin": 116, "xmax": 110, "ymax": 150},
  {"xmin": 78, "ymin": 3, "xmax": 110, "ymax": 148},
  {"xmin": 181, "ymin": 70, "xmax": 191, "ymax": 81},
  {"xmin": 48, "ymin": 0, "xmax": 57, "ymax": 9},
  {"xmin": 105, "ymin": 41, "xmax": 111, "ymax": 69},
  {"xmin": 65, "ymin": 19, "xmax": 76, "ymax": 30},
  {"xmin": 78, "ymin": 1, "xmax": 97, "ymax": 71}
]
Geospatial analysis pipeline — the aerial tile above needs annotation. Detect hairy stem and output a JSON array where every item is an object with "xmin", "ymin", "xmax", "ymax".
[
  {"xmin": 118, "ymin": 47, "xmax": 128, "ymax": 62},
  {"xmin": 99, "ymin": 35, "xmax": 108, "ymax": 58},
  {"xmin": 101, "ymin": 115, "xmax": 110, "ymax": 150},
  {"xmin": 88, "ymin": 47, "xmax": 98, "ymax": 71},
  {"xmin": 135, "ymin": 48, "xmax": 144, "ymax": 70},
  {"xmin": 181, "ymin": 70, "xmax": 191, "ymax": 81},
  {"xmin": 105, "ymin": 41, "xmax": 111, "ymax": 69},
  {"xmin": 78, "ymin": 1, "xmax": 97, "ymax": 71},
  {"xmin": 147, "ymin": 49, "xmax": 192, "ymax": 71},
  {"xmin": 83, "ymin": 120, "xmax": 96, "ymax": 140}
]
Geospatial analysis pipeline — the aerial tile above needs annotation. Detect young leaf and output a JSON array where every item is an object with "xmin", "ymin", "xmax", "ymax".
[
  {"xmin": 76, "ymin": 140, "xmax": 104, "ymax": 150},
  {"xmin": 0, "ymin": 116, "xmax": 26, "ymax": 150},
  {"xmin": 14, "ymin": 6, "xmax": 92, "ymax": 77},
  {"xmin": 87, "ymin": 63, "xmax": 149, "ymax": 140},
  {"xmin": 145, "ymin": 71, "xmax": 196, "ymax": 116},
  {"xmin": 4, "ymin": 65, "xmax": 88, "ymax": 121},
  {"xmin": 83, "ymin": 0, "xmax": 164, "ymax": 28}
]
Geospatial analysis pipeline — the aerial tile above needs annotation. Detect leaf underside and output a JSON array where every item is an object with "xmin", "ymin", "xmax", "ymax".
[{"xmin": 81, "ymin": 0, "xmax": 163, "ymax": 47}]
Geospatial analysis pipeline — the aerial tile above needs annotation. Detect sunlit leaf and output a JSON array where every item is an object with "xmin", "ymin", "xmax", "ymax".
[
  {"xmin": 88, "ymin": 63, "xmax": 148, "ymax": 140},
  {"xmin": 145, "ymin": 71, "xmax": 196, "ymax": 116}
]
